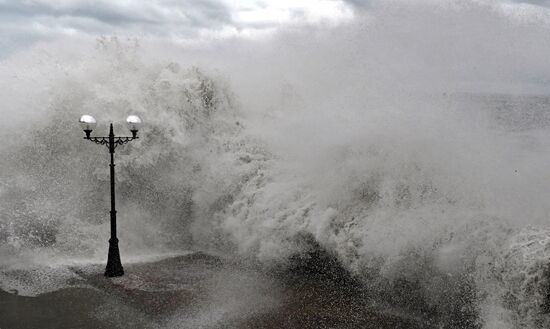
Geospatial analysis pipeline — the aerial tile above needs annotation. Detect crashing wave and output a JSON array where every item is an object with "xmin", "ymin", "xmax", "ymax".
[{"xmin": 2, "ymin": 36, "xmax": 550, "ymax": 328}]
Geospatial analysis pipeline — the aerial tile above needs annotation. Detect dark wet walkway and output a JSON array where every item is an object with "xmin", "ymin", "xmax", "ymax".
[{"xmin": 0, "ymin": 253, "xmax": 434, "ymax": 329}]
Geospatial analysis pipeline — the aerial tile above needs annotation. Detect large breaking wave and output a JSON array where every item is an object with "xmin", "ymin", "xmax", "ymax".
[{"xmin": 3, "ymin": 1, "xmax": 550, "ymax": 328}]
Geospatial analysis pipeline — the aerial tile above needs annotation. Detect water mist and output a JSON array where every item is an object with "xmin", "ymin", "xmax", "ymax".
[{"xmin": 3, "ymin": 1, "xmax": 550, "ymax": 328}]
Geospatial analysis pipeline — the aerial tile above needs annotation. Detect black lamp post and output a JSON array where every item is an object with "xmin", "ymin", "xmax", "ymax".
[{"xmin": 79, "ymin": 114, "xmax": 143, "ymax": 277}]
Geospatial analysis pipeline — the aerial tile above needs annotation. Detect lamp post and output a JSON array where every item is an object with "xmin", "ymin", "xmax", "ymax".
[{"xmin": 79, "ymin": 114, "xmax": 143, "ymax": 277}]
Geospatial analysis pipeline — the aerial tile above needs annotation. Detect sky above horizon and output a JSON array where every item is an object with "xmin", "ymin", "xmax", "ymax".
[
  {"xmin": 0, "ymin": 0, "xmax": 354, "ymax": 57},
  {"xmin": 3, "ymin": 0, "xmax": 550, "ymax": 58}
]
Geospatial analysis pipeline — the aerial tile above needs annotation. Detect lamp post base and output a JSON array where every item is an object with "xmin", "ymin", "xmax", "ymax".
[{"xmin": 105, "ymin": 238, "xmax": 124, "ymax": 277}]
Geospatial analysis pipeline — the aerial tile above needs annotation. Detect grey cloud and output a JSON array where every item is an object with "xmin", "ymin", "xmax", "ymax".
[
  {"xmin": 345, "ymin": 0, "xmax": 550, "ymax": 9},
  {"xmin": 340, "ymin": 0, "xmax": 372, "ymax": 9},
  {"xmin": 0, "ymin": 0, "xmax": 359, "ymax": 58},
  {"xmin": 514, "ymin": 0, "xmax": 550, "ymax": 6},
  {"xmin": 0, "ymin": 0, "xmax": 232, "ymax": 29},
  {"xmin": 161, "ymin": 0, "xmax": 232, "ymax": 27},
  {"xmin": 0, "ymin": 1, "xmax": 154, "ymax": 25},
  {"xmin": 0, "ymin": 0, "xmax": 235, "ymax": 58}
]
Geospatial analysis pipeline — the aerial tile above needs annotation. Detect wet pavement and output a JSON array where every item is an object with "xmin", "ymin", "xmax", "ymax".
[{"xmin": 0, "ymin": 252, "xmax": 434, "ymax": 329}]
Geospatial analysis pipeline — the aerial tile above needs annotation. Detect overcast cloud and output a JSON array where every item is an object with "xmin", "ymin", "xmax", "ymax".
[
  {"xmin": 2, "ymin": 0, "xmax": 550, "ymax": 58},
  {"xmin": 0, "ymin": 0, "xmax": 354, "ymax": 57},
  {"xmin": 518, "ymin": 0, "xmax": 550, "ymax": 6}
]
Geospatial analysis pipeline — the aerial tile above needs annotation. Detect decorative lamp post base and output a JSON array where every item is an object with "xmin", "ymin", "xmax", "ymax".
[{"xmin": 105, "ymin": 238, "xmax": 124, "ymax": 277}]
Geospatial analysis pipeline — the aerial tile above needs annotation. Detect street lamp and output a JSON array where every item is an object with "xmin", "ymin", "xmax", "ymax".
[{"xmin": 78, "ymin": 115, "xmax": 143, "ymax": 277}]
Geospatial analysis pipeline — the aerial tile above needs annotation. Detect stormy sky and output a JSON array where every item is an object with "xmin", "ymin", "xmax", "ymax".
[
  {"xmin": 2, "ymin": 0, "xmax": 550, "ymax": 58},
  {"xmin": 0, "ymin": 0, "xmax": 353, "ymax": 57}
]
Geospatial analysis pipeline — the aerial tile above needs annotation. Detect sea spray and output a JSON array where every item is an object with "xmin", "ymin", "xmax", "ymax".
[
  {"xmin": 0, "ymin": 37, "xmax": 245, "ymax": 267},
  {"xmin": 3, "ymin": 1, "xmax": 550, "ymax": 327}
]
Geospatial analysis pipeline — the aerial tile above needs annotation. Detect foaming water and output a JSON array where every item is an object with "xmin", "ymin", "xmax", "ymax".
[{"xmin": 3, "ymin": 1, "xmax": 550, "ymax": 328}]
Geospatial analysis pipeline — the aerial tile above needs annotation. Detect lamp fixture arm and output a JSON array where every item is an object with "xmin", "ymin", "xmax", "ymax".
[{"xmin": 85, "ymin": 136, "xmax": 139, "ymax": 149}]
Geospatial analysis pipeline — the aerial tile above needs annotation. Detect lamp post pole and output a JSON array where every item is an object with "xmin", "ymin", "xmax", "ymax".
[
  {"xmin": 106, "ymin": 123, "xmax": 123, "ymax": 277},
  {"xmin": 79, "ymin": 115, "xmax": 142, "ymax": 277}
]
